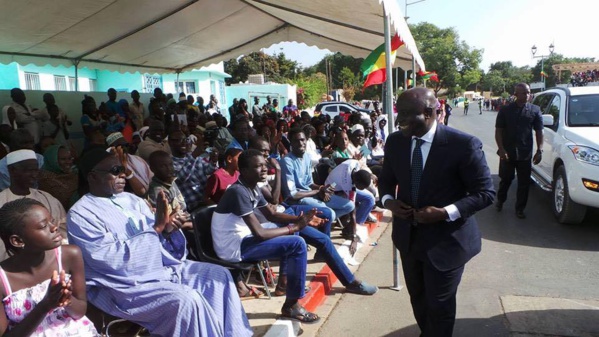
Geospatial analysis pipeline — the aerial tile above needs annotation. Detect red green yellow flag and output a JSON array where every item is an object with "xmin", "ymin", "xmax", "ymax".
[
  {"xmin": 418, "ymin": 70, "xmax": 439, "ymax": 82},
  {"xmin": 540, "ymin": 71, "xmax": 548, "ymax": 78},
  {"xmin": 360, "ymin": 34, "xmax": 404, "ymax": 89}
]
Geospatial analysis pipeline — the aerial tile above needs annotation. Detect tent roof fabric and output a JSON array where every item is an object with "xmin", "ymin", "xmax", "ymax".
[{"xmin": 0, "ymin": 0, "xmax": 425, "ymax": 74}]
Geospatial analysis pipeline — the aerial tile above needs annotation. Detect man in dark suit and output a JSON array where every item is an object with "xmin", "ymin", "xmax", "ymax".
[{"xmin": 379, "ymin": 88, "xmax": 495, "ymax": 337}]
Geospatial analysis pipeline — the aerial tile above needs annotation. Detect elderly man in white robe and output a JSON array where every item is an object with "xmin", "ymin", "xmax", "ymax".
[{"xmin": 67, "ymin": 148, "xmax": 252, "ymax": 336}]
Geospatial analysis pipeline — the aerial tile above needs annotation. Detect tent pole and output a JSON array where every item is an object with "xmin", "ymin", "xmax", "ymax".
[
  {"xmin": 383, "ymin": 3, "xmax": 403, "ymax": 293},
  {"xmin": 176, "ymin": 71, "xmax": 180, "ymax": 92},
  {"xmin": 412, "ymin": 56, "xmax": 416, "ymax": 86},
  {"xmin": 73, "ymin": 60, "xmax": 80, "ymax": 91},
  {"xmin": 383, "ymin": 7, "xmax": 394, "ymax": 136}
]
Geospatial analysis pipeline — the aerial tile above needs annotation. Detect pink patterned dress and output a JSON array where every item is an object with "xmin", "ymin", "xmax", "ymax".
[{"xmin": 0, "ymin": 247, "xmax": 99, "ymax": 336}]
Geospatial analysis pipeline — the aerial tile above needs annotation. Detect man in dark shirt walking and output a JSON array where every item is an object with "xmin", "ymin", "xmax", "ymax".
[{"xmin": 495, "ymin": 83, "xmax": 544, "ymax": 219}]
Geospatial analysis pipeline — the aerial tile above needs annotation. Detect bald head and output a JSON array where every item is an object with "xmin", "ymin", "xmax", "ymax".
[
  {"xmin": 514, "ymin": 83, "xmax": 531, "ymax": 106},
  {"xmin": 396, "ymin": 87, "xmax": 438, "ymax": 138},
  {"xmin": 397, "ymin": 87, "xmax": 437, "ymax": 111}
]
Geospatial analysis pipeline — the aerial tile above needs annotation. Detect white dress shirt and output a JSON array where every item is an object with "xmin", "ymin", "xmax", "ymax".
[{"xmin": 382, "ymin": 121, "xmax": 461, "ymax": 221}]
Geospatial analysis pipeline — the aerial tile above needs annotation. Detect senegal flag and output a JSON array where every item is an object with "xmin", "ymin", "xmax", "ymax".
[
  {"xmin": 418, "ymin": 70, "xmax": 439, "ymax": 82},
  {"xmin": 360, "ymin": 34, "xmax": 404, "ymax": 89}
]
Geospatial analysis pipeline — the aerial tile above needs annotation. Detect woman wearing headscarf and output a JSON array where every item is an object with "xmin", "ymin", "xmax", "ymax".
[
  {"xmin": 38, "ymin": 145, "xmax": 79, "ymax": 210},
  {"xmin": 371, "ymin": 115, "xmax": 388, "ymax": 158}
]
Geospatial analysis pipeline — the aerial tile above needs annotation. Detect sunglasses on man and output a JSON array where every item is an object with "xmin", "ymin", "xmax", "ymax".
[{"xmin": 93, "ymin": 165, "xmax": 126, "ymax": 176}]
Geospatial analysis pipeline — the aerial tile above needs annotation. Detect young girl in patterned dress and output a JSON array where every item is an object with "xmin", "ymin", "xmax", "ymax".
[{"xmin": 0, "ymin": 199, "xmax": 98, "ymax": 336}]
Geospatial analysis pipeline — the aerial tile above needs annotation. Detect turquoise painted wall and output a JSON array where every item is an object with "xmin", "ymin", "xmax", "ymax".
[
  {"xmin": 18, "ymin": 63, "xmax": 97, "ymax": 79},
  {"xmin": 0, "ymin": 63, "xmax": 20, "ymax": 89},
  {"xmin": 96, "ymin": 70, "xmax": 143, "ymax": 92}
]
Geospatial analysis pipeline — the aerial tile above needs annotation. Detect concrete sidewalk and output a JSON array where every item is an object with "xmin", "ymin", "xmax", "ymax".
[{"xmin": 241, "ymin": 211, "xmax": 392, "ymax": 337}]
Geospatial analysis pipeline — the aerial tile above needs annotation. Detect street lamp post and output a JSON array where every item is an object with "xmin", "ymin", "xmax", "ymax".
[{"xmin": 531, "ymin": 43, "xmax": 555, "ymax": 88}]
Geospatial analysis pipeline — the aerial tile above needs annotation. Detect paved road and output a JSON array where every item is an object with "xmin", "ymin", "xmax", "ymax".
[{"xmin": 312, "ymin": 106, "xmax": 599, "ymax": 337}]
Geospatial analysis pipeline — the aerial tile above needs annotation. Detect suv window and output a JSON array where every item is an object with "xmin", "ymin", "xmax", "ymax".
[
  {"xmin": 568, "ymin": 94, "xmax": 599, "ymax": 126},
  {"xmin": 324, "ymin": 106, "xmax": 337, "ymax": 113},
  {"xmin": 533, "ymin": 94, "xmax": 555, "ymax": 114},
  {"xmin": 546, "ymin": 95, "xmax": 561, "ymax": 129},
  {"xmin": 340, "ymin": 105, "xmax": 353, "ymax": 113}
]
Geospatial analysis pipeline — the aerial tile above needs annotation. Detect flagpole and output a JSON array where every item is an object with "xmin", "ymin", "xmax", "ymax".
[
  {"xmin": 384, "ymin": 2, "xmax": 404, "ymax": 293},
  {"xmin": 383, "ymin": 6, "xmax": 394, "ymax": 135}
]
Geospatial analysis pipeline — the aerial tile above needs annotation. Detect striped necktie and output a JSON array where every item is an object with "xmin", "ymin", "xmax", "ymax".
[{"xmin": 411, "ymin": 138, "xmax": 424, "ymax": 208}]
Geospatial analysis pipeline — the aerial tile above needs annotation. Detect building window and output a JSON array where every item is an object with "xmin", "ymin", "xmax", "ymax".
[
  {"xmin": 68, "ymin": 77, "xmax": 77, "ymax": 91},
  {"xmin": 24, "ymin": 72, "xmax": 41, "ymax": 90},
  {"xmin": 144, "ymin": 74, "xmax": 162, "ymax": 93},
  {"xmin": 89, "ymin": 79, "xmax": 97, "ymax": 92},
  {"xmin": 176, "ymin": 81, "xmax": 196, "ymax": 94},
  {"xmin": 54, "ymin": 76, "xmax": 67, "ymax": 91},
  {"xmin": 219, "ymin": 80, "xmax": 226, "ymax": 106}
]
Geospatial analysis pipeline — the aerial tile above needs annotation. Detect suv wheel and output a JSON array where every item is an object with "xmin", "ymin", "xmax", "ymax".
[{"xmin": 552, "ymin": 166, "xmax": 587, "ymax": 224}]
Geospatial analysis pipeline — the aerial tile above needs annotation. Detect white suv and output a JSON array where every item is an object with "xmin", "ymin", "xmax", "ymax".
[{"xmin": 531, "ymin": 86, "xmax": 599, "ymax": 224}]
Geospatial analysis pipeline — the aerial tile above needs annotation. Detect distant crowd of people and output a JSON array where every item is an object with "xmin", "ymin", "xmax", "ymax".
[{"xmin": 569, "ymin": 69, "xmax": 599, "ymax": 86}]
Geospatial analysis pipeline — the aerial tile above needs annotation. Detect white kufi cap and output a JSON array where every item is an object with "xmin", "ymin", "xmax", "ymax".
[{"xmin": 6, "ymin": 149, "xmax": 37, "ymax": 165}]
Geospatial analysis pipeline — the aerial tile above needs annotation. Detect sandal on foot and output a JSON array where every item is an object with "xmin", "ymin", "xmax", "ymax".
[
  {"xmin": 281, "ymin": 304, "xmax": 320, "ymax": 324},
  {"xmin": 239, "ymin": 286, "xmax": 264, "ymax": 301}
]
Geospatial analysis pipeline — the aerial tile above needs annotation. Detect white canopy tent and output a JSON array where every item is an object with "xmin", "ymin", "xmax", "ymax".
[{"xmin": 0, "ymin": 0, "xmax": 425, "ymax": 74}]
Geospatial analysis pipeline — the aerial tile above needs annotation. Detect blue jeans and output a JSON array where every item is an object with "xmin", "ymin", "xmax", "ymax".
[
  {"xmin": 298, "ymin": 195, "xmax": 354, "ymax": 220},
  {"xmin": 355, "ymin": 189, "xmax": 376, "ymax": 225},
  {"xmin": 283, "ymin": 205, "xmax": 355, "ymax": 286},
  {"xmin": 240, "ymin": 235, "xmax": 307, "ymax": 300}
]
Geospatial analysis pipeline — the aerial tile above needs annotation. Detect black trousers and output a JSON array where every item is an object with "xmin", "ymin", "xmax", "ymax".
[
  {"xmin": 497, "ymin": 158, "xmax": 532, "ymax": 211},
  {"xmin": 400, "ymin": 250, "xmax": 465, "ymax": 337}
]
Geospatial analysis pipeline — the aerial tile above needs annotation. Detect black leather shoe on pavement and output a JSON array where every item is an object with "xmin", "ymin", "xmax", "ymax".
[
  {"xmin": 495, "ymin": 201, "xmax": 503, "ymax": 212},
  {"xmin": 515, "ymin": 210, "xmax": 526, "ymax": 219}
]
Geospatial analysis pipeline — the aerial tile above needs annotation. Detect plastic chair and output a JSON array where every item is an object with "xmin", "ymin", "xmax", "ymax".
[{"xmin": 192, "ymin": 206, "xmax": 275, "ymax": 298}]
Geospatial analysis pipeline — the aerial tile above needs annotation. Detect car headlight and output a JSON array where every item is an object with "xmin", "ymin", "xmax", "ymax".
[{"xmin": 568, "ymin": 145, "xmax": 599, "ymax": 166}]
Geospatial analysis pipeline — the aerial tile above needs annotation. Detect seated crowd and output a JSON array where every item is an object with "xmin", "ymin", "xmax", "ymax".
[{"xmin": 0, "ymin": 87, "xmax": 389, "ymax": 336}]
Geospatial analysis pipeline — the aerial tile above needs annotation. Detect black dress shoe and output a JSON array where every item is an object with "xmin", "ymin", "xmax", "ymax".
[
  {"xmin": 495, "ymin": 201, "xmax": 503, "ymax": 212},
  {"xmin": 515, "ymin": 210, "xmax": 526, "ymax": 219}
]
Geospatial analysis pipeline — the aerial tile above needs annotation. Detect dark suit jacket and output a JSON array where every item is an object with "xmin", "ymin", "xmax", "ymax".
[{"xmin": 379, "ymin": 124, "xmax": 495, "ymax": 271}]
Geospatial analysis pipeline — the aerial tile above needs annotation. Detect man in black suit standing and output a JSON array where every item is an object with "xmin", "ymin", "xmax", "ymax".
[
  {"xmin": 379, "ymin": 87, "xmax": 495, "ymax": 337},
  {"xmin": 495, "ymin": 83, "xmax": 543, "ymax": 219}
]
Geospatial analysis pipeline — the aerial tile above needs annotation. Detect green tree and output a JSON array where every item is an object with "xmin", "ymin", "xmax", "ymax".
[
  {"xmin": 409, "ymin": 22, "xmax": 483, "ymax": 95},
  {"xmin": 309, "ymin": 53, "xmax": 363, "ymax": 88},
  {"xmin": 481, "ymin": 70, "xmax": 506, "ymax": 96},
  {"xmin": 276, "ymin": 52, "xmax": 300, "ymax": 80},
  {"xmin": 461, "ymin": 68, "xmax": 482, "ymax": 91},
  {"xmin": 486, "ymin": 61, "xmax": 531, "ymax": 94},
  {"xmin": 338, "ymin": 67, "xmax": 358, "ymax": 87},
  {"xmin": 291, "ymin": 73, "xmax": 328, "ymax": 109},
  {"xmin": 224, "ymin": 51, "xmax": 300, "ymax": 85}
]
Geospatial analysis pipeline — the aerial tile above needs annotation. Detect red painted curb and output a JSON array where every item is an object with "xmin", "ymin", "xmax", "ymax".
[{"xmin": 299, "ymin": 212, "xmax": 383, "ymax": 312}]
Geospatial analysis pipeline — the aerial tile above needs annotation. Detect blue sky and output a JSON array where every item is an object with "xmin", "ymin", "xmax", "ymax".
[{"xmin": 264, "ymin": 0, "xmax": 598, "ymax": 72}]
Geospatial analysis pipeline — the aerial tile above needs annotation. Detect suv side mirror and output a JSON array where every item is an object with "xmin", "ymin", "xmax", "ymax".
[{"xmin": 542, "ymin": 115, "xmax": 554, "ymax": 126}]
